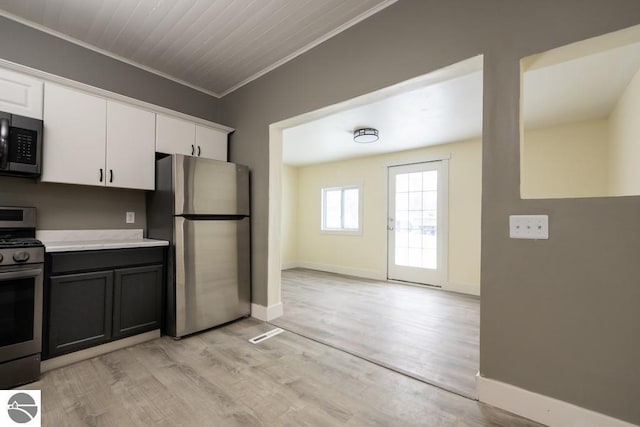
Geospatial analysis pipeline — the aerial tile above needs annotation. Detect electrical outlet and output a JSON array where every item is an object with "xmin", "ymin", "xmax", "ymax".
[
  {"xmin": 126, "ymin": 211, "xmax": 135, "ymax": 224},
  {"xmin": 509, "ymin": 215, "xmax": 548, "ymax": 239}
]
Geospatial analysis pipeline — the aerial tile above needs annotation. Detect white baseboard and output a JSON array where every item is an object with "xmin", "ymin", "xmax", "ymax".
[
  {"xmin": 285, "ymin": 262, "xmax": 480, "ymax": 296},
  {"xmin": 444, "ymin": 281, "xmax": 480, "ymax": 296},
  {"xmin": 41, "ymin": 329, "xmax": 160, "ymax": 373},
  {"xmin": 251, "ymin": 302, "xmax": 284, "ymax": 321},
  {"xmin": 476, "ymin": 374, "xmax": 637, "ymax": 427},
  {"xmin": 294, "ymin": 261, "xmax": 386, "ymax": 281}
]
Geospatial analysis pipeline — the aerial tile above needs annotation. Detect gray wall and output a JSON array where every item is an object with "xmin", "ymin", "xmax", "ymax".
[
  {"xmin": 0, "ymin": 17, "xmax": 222, "ymax": 231},
  {"xmin": 0, "ymin": 17, "xmax": 222, "ymax": 122},
  {"xmin": 221, "ymin": 0, "xmax": 640, "ymax": 424},
  {"xmin": 0, "ymin": 176, "xmax": 146, "ymax": 230}
]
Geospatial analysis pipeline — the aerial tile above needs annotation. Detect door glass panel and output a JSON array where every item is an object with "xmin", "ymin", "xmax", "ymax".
[{"xmin": 394, "ymin": 170, "xmax": 438, "ymax": 269}]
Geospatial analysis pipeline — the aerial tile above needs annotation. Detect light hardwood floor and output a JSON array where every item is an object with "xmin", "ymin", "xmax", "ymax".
[
  {"xmin": 25, "ymin": 318, "xmax": 538, "ymax": 426},
  {"xmin": 272, "ymin": 269, "xmax": 480, "ymax": 398}
]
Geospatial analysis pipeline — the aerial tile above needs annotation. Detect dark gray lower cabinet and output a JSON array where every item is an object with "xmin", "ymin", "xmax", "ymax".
[
  {"xmin": 49, "ymin": 271, "xmax": 113, "ymax": 356},
  {"xmin": 113, "ymin": 265, "xmax": 163, "ymax": 339},
  {"xmin": 44, "ymin": 247, "xmax": 165, "ymax": 359}
]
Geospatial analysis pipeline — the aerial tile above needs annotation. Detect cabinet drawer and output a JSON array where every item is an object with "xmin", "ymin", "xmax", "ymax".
[{"xmin": 49, "ymin": 247, "xmax": 164, "ymax": 274}]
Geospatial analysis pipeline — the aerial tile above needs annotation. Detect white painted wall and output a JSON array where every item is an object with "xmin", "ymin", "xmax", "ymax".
[
  {"xmin": 521, "ymin": 119, "xmax": 610, "ymax": 198},
  {"xmin": 283, "ymin": 138, "xmax": 482, "ymax": 291},
  {"xmin": 609, "ymin": 67, "xmax": 640, "ymax": 195}
]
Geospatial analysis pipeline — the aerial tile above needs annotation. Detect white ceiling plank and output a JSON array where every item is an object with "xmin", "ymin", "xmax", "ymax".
[
  {"xmin": 83, "ymin": 0, "xmax": 119, "ymax": 42},
  {"xmin": 166, "ymin": 0, "xmax": 266, "ymax": 76},
  {"xmin": 141, "ymin": 1, "xmax": 219, "ymax": 69},
  {"xmin": 0, "ymin": 0, "xmax": 398, "ymax": 95},
  {"xmin": 196, "ymin": 0, "xmax": 320, "ymax": 76},
  {"xmin": 58, "ymin": 0, "xmax": 110, "ymax": 42},
  {"xmin": 128, "ymin": 1, "xmax": 196, "ymax": 63},
  {"xmin": 177, "ymin": 0, "xmax": 292, "ymax": 76},
  {"xmin": 158, "ymin": 0, "xmax": 240, "ymax": 71}
]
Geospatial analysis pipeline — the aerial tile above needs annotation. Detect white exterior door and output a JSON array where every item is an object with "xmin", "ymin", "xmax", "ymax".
[
  {"xmin": 387, "ymin": 161, "xmax": 448, "ymax": 286},
  {"xmin": 106, "ymin": 101, "xmax": 156, "ymax": 190}
]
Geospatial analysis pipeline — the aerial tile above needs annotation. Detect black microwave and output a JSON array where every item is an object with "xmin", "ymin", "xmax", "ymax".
[{"xmin": 0, "ymin": 111, "xmax": 43, "ymax": 178}]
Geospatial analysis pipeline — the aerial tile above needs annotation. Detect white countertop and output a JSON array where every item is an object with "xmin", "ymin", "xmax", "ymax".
[{"xmin": 37, "ymin": 229, "xmax": 169, "ymax": 253}]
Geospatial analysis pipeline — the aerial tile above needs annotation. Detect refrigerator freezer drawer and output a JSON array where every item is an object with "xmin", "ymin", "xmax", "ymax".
[
  {"xmin": 173, "ymin": 154, "xmax": 249, "ymax": 216},
  {"xmin": 174, "ymin": 217, "xmax": 250, "ymax": 337}
]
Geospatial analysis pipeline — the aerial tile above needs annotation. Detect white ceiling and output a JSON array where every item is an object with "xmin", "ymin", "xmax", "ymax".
[
  {"xmin": 523, "ymin": 40, "xmax": 640, "ymax": 130},
  {"xmin": 283, "ymin": 39, "xmax": 640, "ymax": 166},
  {"xmin": 0, "ymin": 0, "xmax": 396, "ymax": 97},
  {"xmin": 283, "ymin": 71, "xmax": 484, "ymax": 165}
]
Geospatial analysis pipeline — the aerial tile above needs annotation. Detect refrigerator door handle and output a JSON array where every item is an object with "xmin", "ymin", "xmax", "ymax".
[{"xmin": 173, "ymin": 216, "xmax": 187, "ymax": 336}]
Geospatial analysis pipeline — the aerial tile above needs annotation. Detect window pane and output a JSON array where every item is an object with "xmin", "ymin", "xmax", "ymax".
[
  {"xmin": 409, "ymin": 173, "xmax": 422, "ymax": 191},
  {"xmin": 324, "ymin": 189, "xmax": 342, "ymax": 229},
  {"xmin": 396, "ymin": 210, "xmax": 409, "ymax": 231},
  {"xmin": 396, "ymin": 174, "xmax": 409, "ymax": 192},
  {"xmin": 409, "ymin": 192, "xmax": 422, "ymax": 210},
  {"xmin": 422, "ymin": 191, "xmax": 437, "ymax": 210},
  {"xmin": 423, "ymin": 170, "xmax": 437, "ymax": 191},
  {"xmin": 343, "ymin": 188, "xmax": 359, "ymax": 229},
  {"xmin": 396, "ymin": 193, "xmax": 408, "ymax": 211}
]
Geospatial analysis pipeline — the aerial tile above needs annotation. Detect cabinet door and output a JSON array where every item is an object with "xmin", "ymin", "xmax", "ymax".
[
  {"xmin": 113, "ymin": 265, "xmax": 163, "ymax": 339},
  {"xmin": 195, "ymin": 125, "xmax": 227, "ymax": 161},
  {"xmin": 106, "ymin": 101, "xmax": 156, "ymax": 190},
  {"xmin": 42, "ymin": 83, "xmax": 107, "ymax": 186},
  {"xmin": 48, "ymin": 270, "xmax": 113, "ymax": 357},
  {"xmin": 156, "ymin": 114, "xmax": 196, "ymax": 156},
  {"xmin": 0, "ymin": 68, "xmax": 43, "ymax": 119}
]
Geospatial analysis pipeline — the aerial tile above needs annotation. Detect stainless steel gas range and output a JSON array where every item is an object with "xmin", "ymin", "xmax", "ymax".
[{"xmin": 0, "ymin": 207, "xmax": 44, "ymax": 388}]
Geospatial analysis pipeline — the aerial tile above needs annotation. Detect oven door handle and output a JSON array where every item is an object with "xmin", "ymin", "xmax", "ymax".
[{"xmin": 0, "ymin": 267, "xmax": 43, "ymax": 280}]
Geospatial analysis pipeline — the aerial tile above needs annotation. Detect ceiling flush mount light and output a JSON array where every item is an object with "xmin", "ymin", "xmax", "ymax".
[{"xmin": 353, "ymin": 128, "xmax": 379, "ymax": 143}]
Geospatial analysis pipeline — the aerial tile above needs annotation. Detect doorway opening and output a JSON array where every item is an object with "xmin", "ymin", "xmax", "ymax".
[{"xmin": 269, "ymin": 56, "xmax": 483, "ymax": 399}]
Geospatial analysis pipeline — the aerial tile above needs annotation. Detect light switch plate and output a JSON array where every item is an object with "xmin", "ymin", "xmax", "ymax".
[
  {"xmin": 509, "ymin": 215, "xmax": 548, "ymax": 239},
  {"xmin": 126, "ymin": 211, "xmax": 135, "ymax": 224}
]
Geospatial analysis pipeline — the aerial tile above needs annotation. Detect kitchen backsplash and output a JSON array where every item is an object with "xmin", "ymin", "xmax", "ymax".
[{"xmin": 0, "ymin": 176, "xmax": 146, "ymax": 230}]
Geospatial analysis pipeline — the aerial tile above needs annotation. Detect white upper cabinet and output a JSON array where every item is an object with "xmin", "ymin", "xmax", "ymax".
[
  {"xmin": 156, "ymin": 114, "xmax": 196, "ymax": 156},
  {"xmin": 42, "ymin": 83, "xmax": 155, "ymax": 190},
  {"xmin": 106, "ymin": 101, "xmax": 156, "ymax": 190},
  {"xmin": 0, "ymin": 68, "xmax": 43, "ymax": 119},
  {"xmin": 42, "ymin": 82, "xmax": 106, "ymax": 186},
  {"xmin": 157, "ymin": 114, "xmax": 228, "ymax": 161},
  {"xmin": 195, "ymin": 124, "xmax": 227, "ymax": 161}
]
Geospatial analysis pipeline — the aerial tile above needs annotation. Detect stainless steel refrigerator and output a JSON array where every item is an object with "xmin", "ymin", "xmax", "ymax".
[{"xmin": 147, "ymin": 154, "xmax": 250, "ymax": 338}]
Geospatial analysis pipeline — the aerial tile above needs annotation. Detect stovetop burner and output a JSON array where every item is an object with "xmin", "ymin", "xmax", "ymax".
[{"xmin": 0, "ymin": 238, "xmax": 43, "ymax": 248}]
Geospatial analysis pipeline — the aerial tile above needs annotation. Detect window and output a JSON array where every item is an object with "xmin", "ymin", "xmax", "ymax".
[{"xmin": 321, "ymin": 186, "xmax": 360, "ymax": 232}]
